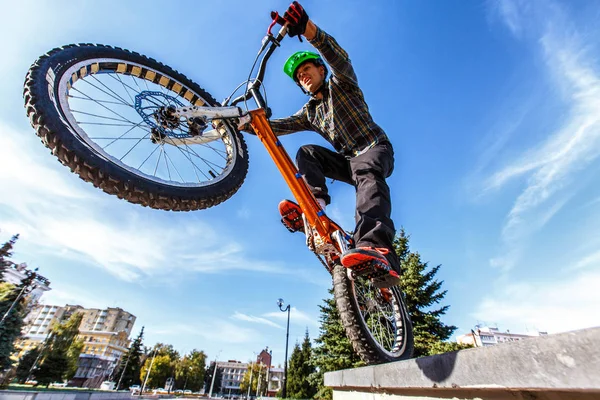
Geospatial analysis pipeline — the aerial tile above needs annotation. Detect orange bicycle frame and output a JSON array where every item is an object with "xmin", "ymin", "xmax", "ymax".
[{"xmin": 249, "ymin": 108, "xmax": 347, "ymax": 250}]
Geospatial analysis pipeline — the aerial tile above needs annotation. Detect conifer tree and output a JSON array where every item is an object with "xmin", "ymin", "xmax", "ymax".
[
  {"xmin": 0, "ymin": 234, "xmax": 19, "ymax": 281},
  {"xmin": 309, "ymin": 229, "xmax": 468, "ymax": 397},
  {"xmin": 286, "ymin": 329, "xmax": 316, "ymax": 399},
  {"xmin": 114, "ymin": 327, "xmax": 144, "ymax": 390},
  {"xmin": 310, "ymin": 290, "xmax": 364, "ymax": 400},
  {"xmin": 34, "ymin": 312, "xmax": 84, "ymax": 385},
  {"xmin": 394, "ymin": 229, "xmax": 468, "ymax": 356},
  {"xmin": 0, "ymin": 270, "xmax": 37, "ymax": 371},
  {"xmin": 16, "ymin": 346, "xmax": 41, "ymax": 383}
]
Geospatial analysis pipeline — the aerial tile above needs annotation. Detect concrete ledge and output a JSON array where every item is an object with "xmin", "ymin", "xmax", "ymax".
[
  {"xmin": 0, "ymin": 391, "xmax": 173, "ymax": 400},
  {"xmin": 324, "ymin": 327, "xmax": 600, "ymax": 400}
]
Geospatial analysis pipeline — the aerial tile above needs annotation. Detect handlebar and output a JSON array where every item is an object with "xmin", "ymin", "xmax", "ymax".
[{"xmin": 223, "ymin": 17, "xmax": 289, "ymax": 113}]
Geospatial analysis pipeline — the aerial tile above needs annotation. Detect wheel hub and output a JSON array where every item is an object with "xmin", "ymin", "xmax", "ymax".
[{"xmin": 134, "ymin": 91, "xmax": 191, "ymax": 139}]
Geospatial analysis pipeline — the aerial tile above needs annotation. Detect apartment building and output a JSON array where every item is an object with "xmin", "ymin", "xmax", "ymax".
[
  {"xmin": 17, "ymin": 304, "xmax": 136, "ymax": 387},
  {"xmin": 456, "ymin": 326, "xmax": 548, "ymax": 347},
  {"xmin": 18, "ymin": 304, "xmax": 84, "ymax": 357},
  {"xmin": 210, "ymin": 350, "xmax": 283, "ymax": 398},
  {"xmin": 72, "ymin": 307, "xmax": 136, "ymax": 387}
]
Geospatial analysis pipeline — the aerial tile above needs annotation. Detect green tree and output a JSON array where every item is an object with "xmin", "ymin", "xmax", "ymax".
[
  {"xmin": 114, "ymin": 327, "xmax": 145, "ymax": 390},
  {"xmin": 0, "ymin": 270, "xmax": 37, "ymax": 371},
  {"xmin": 15, "ymin": 346, "xmax": 41, "ymax": 383},
  {"xmin": 286, "ymin": 329, "xmax": 316, "ymax": 399},
  {"xmin": 394, "ymin": 229, "xmax": 468, "ymax": 357},
  {"xmin": 0, "ymin": 234, "xmax": 19, "ymax": 281},
  {"xmin": 140, "ymin": 344, "xmax": 179, "ymax": 390},
  {"xmin": 310, "ymin": 290, "xmax": 364, "ymax": 400},
  {"xmin": 175, "ymin": 349, "xmax": 206, "ymax": 392},
  {"xmin": 239, "ymin": 362, "xmax": 267, "ymax": 396},
  {"xmin": 34, "ymin": 312, "xmax": 84, "ymax": 385}
]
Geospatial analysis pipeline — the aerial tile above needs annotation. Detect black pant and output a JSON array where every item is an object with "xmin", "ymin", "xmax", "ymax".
[{"xmin": 295, "ymin": 142, "xmax": 400, "ymax": 272}]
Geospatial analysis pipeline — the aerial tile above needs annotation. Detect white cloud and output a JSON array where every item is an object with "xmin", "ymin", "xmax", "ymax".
[
  {"xmin": 568, "ymin": 249, "xmax": 600, "ymax": 272},
  {"xmin": 490, "ymin": 0, "xmax": 528, "ymax": 38},
  {"xmin": 151, "ymin": 320, "xmax": 261, "ymax": 345},
  {"xmin": 40, "ymin": 283, "xmax": 105, "ymax": 308},
  {"xmin": 262, "ymin": 307, "xmax": 318, "ymax": 327},
  {"xmin": 0, "ymin": 123, "xmax": 325, "ymax": 284},
  {"xmin": 484, "ymin": 0, "xmax": 600, "ymax": 271},
  {"xmin": 472, "ymin": 270, "xmax": 600, "ymax": 333},
  {"xmin": 231, "ymin": 312, "xmax": 282, "ymax": 329}
]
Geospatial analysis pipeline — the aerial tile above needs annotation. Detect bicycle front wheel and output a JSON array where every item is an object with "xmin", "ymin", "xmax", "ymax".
[
  {"xmin": 333, "ymin": 264, "xmax": 414, "ymax": 364},
  {"xmin": 24, "ymin": 44, "xmax": 248, "ymax": 211}
]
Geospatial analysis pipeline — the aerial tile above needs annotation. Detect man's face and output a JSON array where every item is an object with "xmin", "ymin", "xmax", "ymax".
[{"xmin": 295, "ymin": 61, "xmax": 325, "ymax": 93}]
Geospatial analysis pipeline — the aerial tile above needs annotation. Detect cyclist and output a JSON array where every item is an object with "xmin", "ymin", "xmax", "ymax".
[{"xmin": 267, "ymin": 2, "xmax": 401, "ymax": 288}]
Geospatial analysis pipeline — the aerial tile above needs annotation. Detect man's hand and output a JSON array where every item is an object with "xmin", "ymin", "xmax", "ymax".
[{"xmin": 283, "ymin": 1, "xmax": 309, "ymax": 37}]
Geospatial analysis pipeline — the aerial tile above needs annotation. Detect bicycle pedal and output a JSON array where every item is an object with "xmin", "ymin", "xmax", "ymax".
[
  {"xmin": 280, "ymin": 218, "xmax": 297, "ymax": 233},
  {"xmin": 280, "ymin": 215, "xmax": 303, "ymax": 233}
]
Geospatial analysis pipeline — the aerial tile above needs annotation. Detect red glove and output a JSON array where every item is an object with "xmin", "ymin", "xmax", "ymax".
[{"xmin": 283, "ymin": 1, "xmax": 309, "ymax": 37}]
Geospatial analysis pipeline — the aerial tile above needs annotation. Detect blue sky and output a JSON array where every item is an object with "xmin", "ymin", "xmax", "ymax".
[{"xmin": 1, "ymin": 0, "xmax": 600, "ymax": 366}]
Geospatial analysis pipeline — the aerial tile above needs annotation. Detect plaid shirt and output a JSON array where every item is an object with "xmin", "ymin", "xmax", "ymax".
[{"xmin": 269, "ymin": 27, "xmax": 389, "ymax": 157}]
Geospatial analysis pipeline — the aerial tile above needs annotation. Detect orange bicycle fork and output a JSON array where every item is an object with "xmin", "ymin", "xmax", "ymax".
[{"xmin": 249, "ymin": 108, "xmax": 351, "ymax": 256}]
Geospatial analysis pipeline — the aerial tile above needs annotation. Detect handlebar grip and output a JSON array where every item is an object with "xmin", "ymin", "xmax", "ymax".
[{"xmin": 270, "ymin": 11, "xmax": 287, "ymax": 26}]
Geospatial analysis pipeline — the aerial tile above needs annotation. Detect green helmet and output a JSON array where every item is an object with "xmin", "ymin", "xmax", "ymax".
[{"xmin": 283, "ymin": 51, "xmax": 327, "ymax": 83}]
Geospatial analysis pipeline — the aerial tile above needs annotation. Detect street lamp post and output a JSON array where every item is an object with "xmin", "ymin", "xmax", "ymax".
[
  {"xmin": 256, "ymin": 362, "xmax": 263, "ymax": 398},
  {"xmin": 266, "ymin": 350, "xmax": 272, "ymax": 397},
  {"xmin": 247, "ymin": 361, "xmax": 253, "ymax": 400},
  {"xmin": 140, "ymin": 347, "xmax": 158, "ymax": 396},
  {"xmin": 209, "ymin": 350, "xmax": 222, "ymax": 398},
  {"xmin": 277, "ymin": 299, "xmax": 291, "ymax": 399},
  {"xmin": 0, "ymin": 269, "xmax": 37, "ymax": 327},
  {"xmin": 183, "ymin": 366, "xmax": 192, "ymax": 391}
]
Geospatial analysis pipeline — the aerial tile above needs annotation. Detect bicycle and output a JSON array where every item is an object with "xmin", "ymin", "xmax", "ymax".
[{"xmin": 23, "ymin": 9, "xmax": 413, "ymax": 364}]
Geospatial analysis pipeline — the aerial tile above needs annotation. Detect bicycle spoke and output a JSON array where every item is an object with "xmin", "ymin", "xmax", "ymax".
[
  {"xmin": 100, "ymin": 120, "xmax": 148, "ymax": 150},
  {"xmin": 138, "ymin": 145, "xmax": 161, "ymax": 170},
  {"xmin": 89, "ymin": 74, "xmax": 132, "ymax": 107},
  {"xmin": 70, "ymin": 86, "xmax": 136, "ymax": 125},
  {"xmin": 71, "ymin": 109, "xmax": 135, "ymax": 124},
  {"xmin": 180, "ymin": 144, "xmax": 225, "ymax": 175},
  {"xmin": 162, "ymin": 143, "xmax": 172, "ymax": 181},
  {"xmin": 179, "ymin": 144, "xmax": 212, "ymax": 181},
  {"xmin": 163, "ymin": 150, "xmax": 185, "ymax": 183},
  {"xmin": 154, "ymin": 145, "xmax": 164, "ymax": 176},
  {"xmin": 184, "ymin": 128, "xmax": 228, "ymax": 161},
  {"xmin": 119, "ymin": 131, "xmax": 151, "ymax": 162},
  {"xmin": 110, "ymin": 73, "xmax": 136, "ymax": 104},
  {"xmin": 68, "ymin": 94, "xmax": 130, "ymax": 106},
  {"xmin": 90, "ymin": 137, "xmax": 148, "ymax": 140}
]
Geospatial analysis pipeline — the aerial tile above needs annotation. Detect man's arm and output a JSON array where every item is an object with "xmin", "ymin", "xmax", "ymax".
[
  {"xmin": 303, "ymin": 20, "xmax": 317, "ymax": 40},
  {"xmin": 282, "ymin": 2, "xmax": 358, "ymax": 86},
  {"xmin": 269, "ymin": 108, "xmax": 312, "ymax": 137},
  {"xmin": 303, "ymin": 21, "xmax": 358, "ymax": 86}
]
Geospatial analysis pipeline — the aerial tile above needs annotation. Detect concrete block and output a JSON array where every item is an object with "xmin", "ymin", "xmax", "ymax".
[{"xmin": 325, "ymin": 327, "xmax": 600, "ymax": 399}]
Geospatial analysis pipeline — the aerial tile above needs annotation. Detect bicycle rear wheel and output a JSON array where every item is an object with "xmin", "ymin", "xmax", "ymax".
[
  {"xmin": 24, "ymin": 44, "xmax": 248, "ymax": 211},
  {"xmin": 333, "ymin": 264, "xmax": 414, "ymax": 364}
]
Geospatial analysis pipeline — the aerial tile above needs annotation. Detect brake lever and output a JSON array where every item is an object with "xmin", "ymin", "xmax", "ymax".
[{"xmin": 268, "ymin": 11, "xmax": 286, "ymax": 35}]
